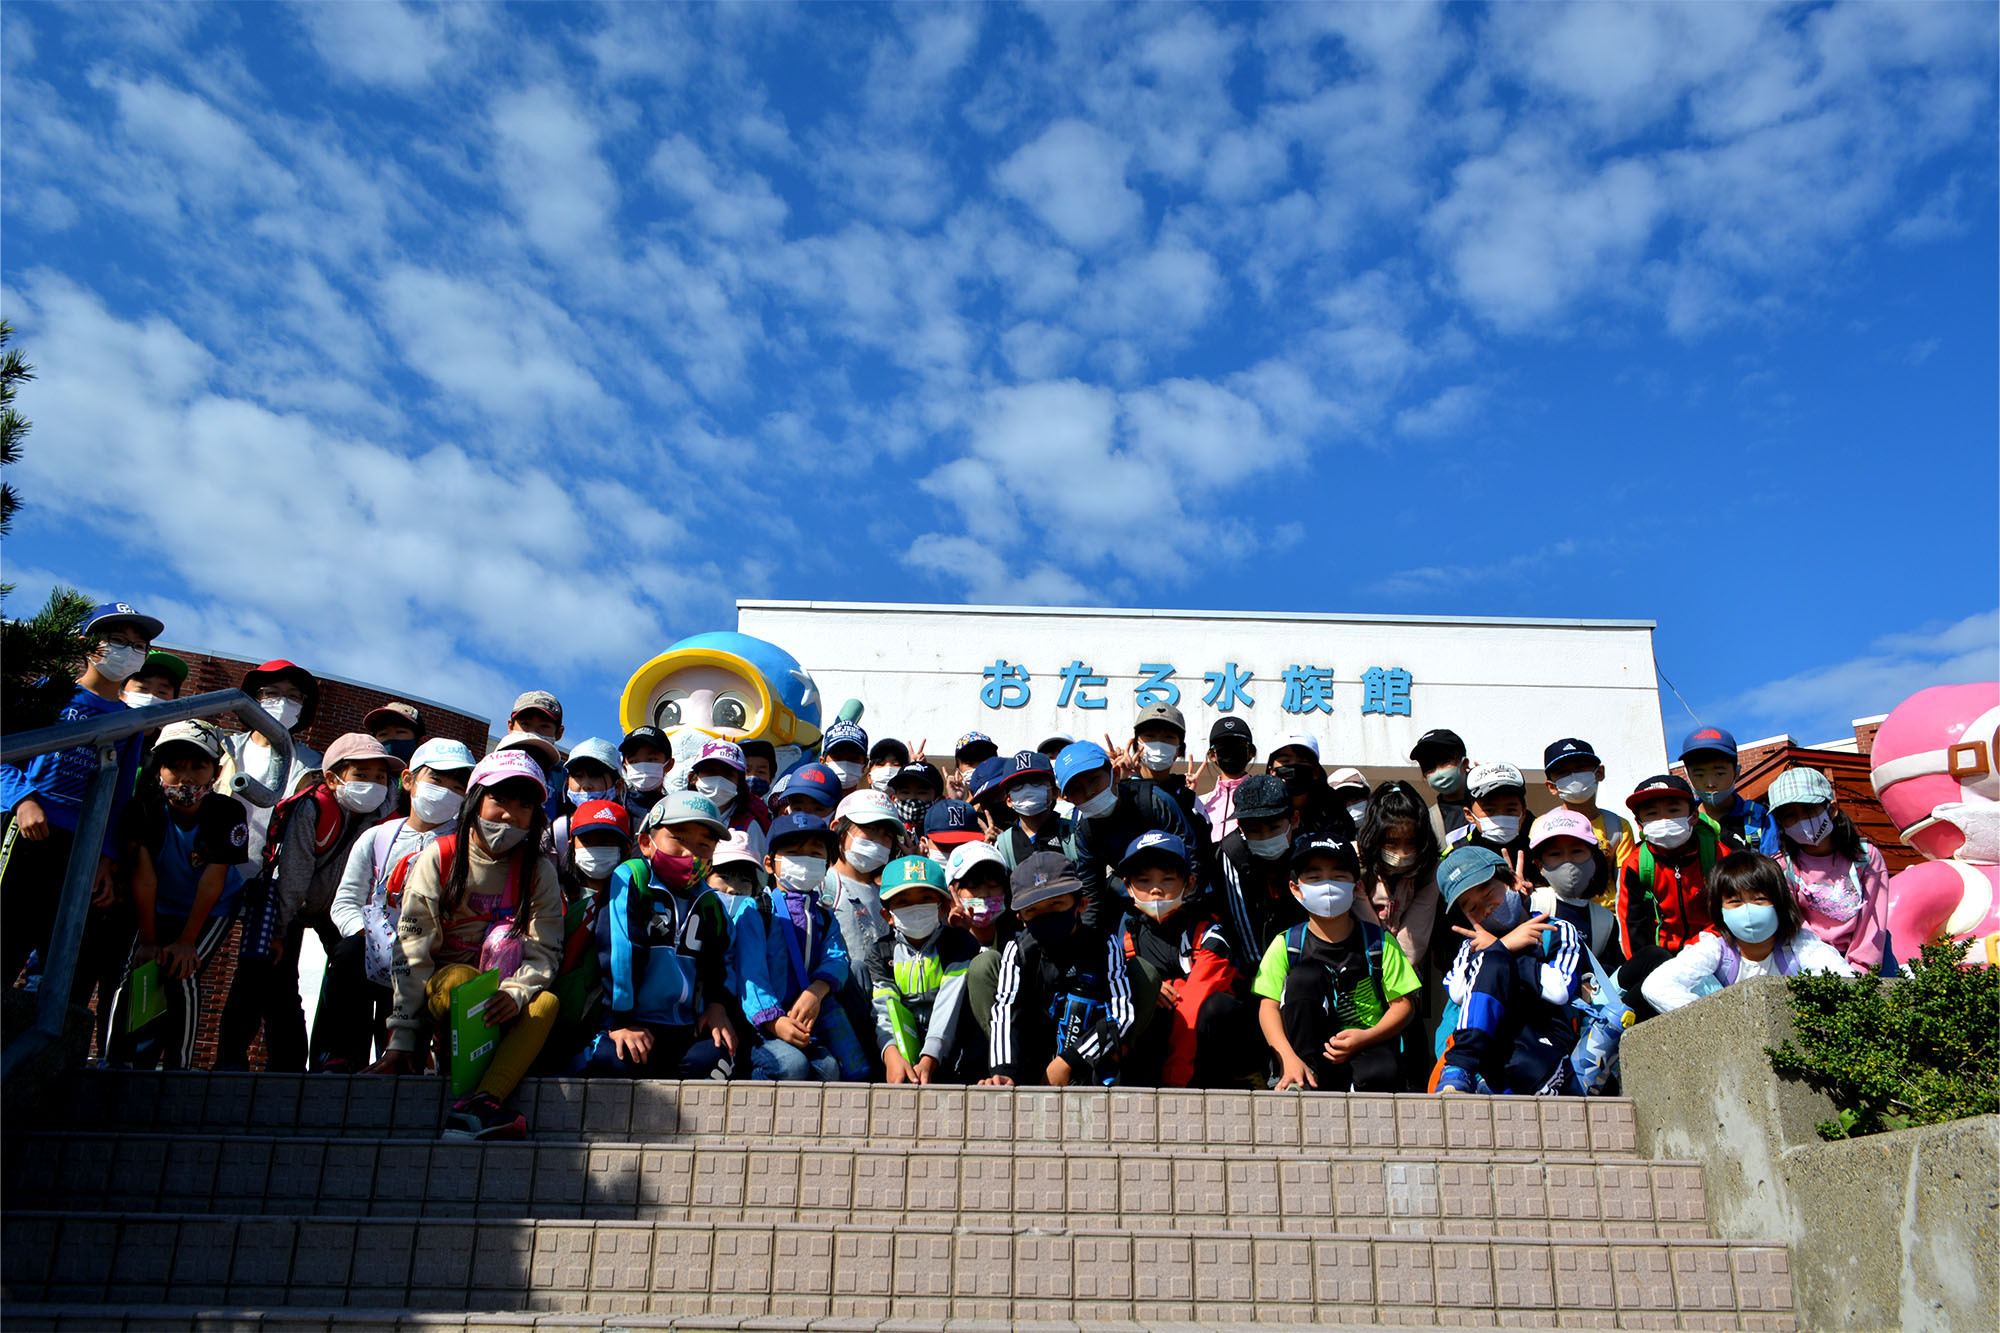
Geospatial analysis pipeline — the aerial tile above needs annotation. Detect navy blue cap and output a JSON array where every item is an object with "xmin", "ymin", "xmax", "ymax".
[
  {"xmin": 1679, "ymin": 726, "xmax": 1739, "ymax": 761},
  {"xmin": 822, "ymin": 719, "xmax": 868, "ymax": 755},
  {"xmin": 619, "ymin": 726, "xmax": 670, "ymax": 756},
  {"xmin": 1438, "ymin": 845, "xmax": 1508, "ymax": 907},
  {"xmin": 1053, "ymin": 740, "xmax": 1111, "ymax": 792},
  {"xmin": 867, "ymin": 737, "xmax": 910, "ymax": 766},
  {"xmin": 985, "ymin": 750, "xmax": 1055, "ymax": 795},
  {"xmin": 1289, "ymin": 833, "xmax": 1359, "ymax": 874},
  {"xmin": 85, "ymin": 601, "xmax": 164, "ymax": 641},
  {"xmin": 1120, "ymin": 830, "xmax": 1189, "ymax": 871},
  {"xmin": 1543, "ymin": 737, "xmax": 1599, "ymax": 769},
  {"xmin": 780, "ymin": 763, "xmax": 843, "ymax": 809},
  {"xmin": 766, "ymin": 812, "xmax": 837, "ymax": 855},
  {"xmin": 968, "ymin": 755, "xmax": 1012, "ymax": 800},
  {"xmin": 923, "ymin": 799, "xmax": 983, "ymax": 844}
]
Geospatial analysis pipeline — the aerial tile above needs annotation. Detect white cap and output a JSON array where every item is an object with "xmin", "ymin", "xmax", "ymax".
[
  {"xmin": 1270, "ymin": 732, "xmax": 1321, "ymax": 760},
  {"xmin": 1326, "ymin": 767, "xmax": 1368, "ymax": 792},
  {"xmin": 834, "ymin": 789, "xmax": 902, "ymax": 829},
  {"xmin": 497, "ymin": 729, "xmax": 562, "ymax": 769},
  {"xmin": 1467, "ymin": 761, "xmax": 1527, "ymax": 799},
  {"xmin": 946, "ymin": 841, "xmax": 1006, "ymax": 885}
]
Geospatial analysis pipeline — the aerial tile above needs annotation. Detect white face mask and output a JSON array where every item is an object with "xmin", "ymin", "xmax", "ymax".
[
  {"xmin": 1381, "ymin": 848, "xmax": 1419, "ymax": 870},
  {"xmin": 1074, "ymin": 785, "xmax": 1118, "ymax": 820},
  {"xmin": 94, "ymin": 644, "xmax": 147, "ymax": 682},
  {"xmin": 1553, "ymin": 773, "xmax": 1599, "ymax": 802},
  {"xmin": 1783, "ymin": 811, "xmax": 1834, "ymax": 847},
  {"xmin": 825, "ymin": 758, "xmax": 864, "ymax": 791},
  {"xmin": 775, "ymin": 854, "xmax": 827, "ymax": 894},
  {"xmin": 410, "ymin": 780, "xmax": 463, "ymax": 826},
  {"xmin": 1008, "ymin": 784, "xmax": 1054, "ymax": 816},
  {"xmin": 479, "ymin": 818, "xmax": 527, "ymax": 855},
  {"xmin": 334, "ymin": 780, "xmax": 386, "ymax": 814},
  {"xmin": 846, "ymin": 836, "xmax": 891, "ymax": 874},
  {"xmin": 260, "ymin": 695, "xmax": 304, "ymax": 730},
  {"xmin": 573, "ymin": 845, "xmax": 624, "ymax": 880},
  {"xmin": 623, "ymin": 761, "xmax": 666, "ymax": 792},
  {"xmin": 1133, "ymin": 895, "xmax": 1183, "ymax": 921},
  {"xmin": 1476, "ymin": 814, "xmax": 1522, "ymax": 844},
  {"xmin": 1247, "ymin": 831, "xmax": 1290, "ymax": 861},
  {"xmin": 891, "ymin": 902, "xmax": 941, "ymax": 942},
  {"xmin": 123, "ymin": 690, "xmax": 160, "ymax": 710},
  {"xmin": 694, "ymin": 775, "xmax": 738, "ymax": 807},
  {"xmin": 1543, "ymin": 859, "xmax": 1596, "ymax": 901},
  {"xmin": 868, "ymin": 765, "xmax": 899, "ymax": 792},
  {"xmin": 1139, "ymin": 740, "xmax": 1178, "ymax": 773},
  {"xmin": 1298, "ymin": 878, "xmax": 1356, "ymax": 919},
  {"xmin": 1345, "ymin": 800, "xmax": 1370, "ymax": 826},
  {"xmin": 1643, "ymin": 815, "xmax": 1694, "ymax": 850}
]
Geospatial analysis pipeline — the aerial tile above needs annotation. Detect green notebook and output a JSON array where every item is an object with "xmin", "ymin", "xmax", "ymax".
[
  {"xmin": 449, "ymin": 967, "xmax": 504, "ymax": 1095},
  {"xmin": 126, "ymin": 959, "xmax": 166, "ymax": 1032}
]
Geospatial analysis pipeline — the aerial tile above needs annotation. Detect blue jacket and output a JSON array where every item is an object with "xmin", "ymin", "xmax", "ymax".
[
  {"xmin": 734, "ymin": 888, "xmax": 849, "ymax": 1028},
  {"xmin": 594, "ymin": 858, "xmax": 730, "ymax": 1030},
  {"xmin": 1708, "ymin": 795, "xmax": 1782, "ymax": 856},
  {"xmin": 0, "ymin": 686, "xmax": 141, "ymax": 858}
]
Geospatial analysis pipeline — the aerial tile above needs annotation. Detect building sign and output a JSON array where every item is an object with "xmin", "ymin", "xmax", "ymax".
[{"xmin": 980, "ymin": 659, "xmax": 1414, "ymax": 717}]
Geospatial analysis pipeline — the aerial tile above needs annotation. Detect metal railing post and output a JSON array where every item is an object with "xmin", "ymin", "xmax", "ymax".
[{"xmin": 29, "ymin": 744, "xmax": 121, "ymax": 1048}]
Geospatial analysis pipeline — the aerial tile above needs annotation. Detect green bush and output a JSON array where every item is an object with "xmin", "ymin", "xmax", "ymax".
[{"xmin": 1767, "ymin": 938, "xmax": 1999, "ymax": 1140}]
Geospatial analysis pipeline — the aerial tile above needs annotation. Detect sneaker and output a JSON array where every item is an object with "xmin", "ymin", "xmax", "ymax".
[{"xmin": 442, "ymin": 1091, "xmax": 527, "ymax": 1141}]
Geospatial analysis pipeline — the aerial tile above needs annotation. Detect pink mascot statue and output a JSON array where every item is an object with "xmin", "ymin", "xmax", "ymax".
[{"xmin": 1870, "ymin": 681, "xmax": 2000, "ymax": 966}]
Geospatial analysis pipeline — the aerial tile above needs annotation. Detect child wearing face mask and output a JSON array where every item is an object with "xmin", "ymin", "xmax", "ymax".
[
  {"xmin": 541, "ymin": 738, "xmax": 625, "ymax": 862},
  {"xmin": 739, "ymin": 813, "xmax": 871, "ymax": 1081},
  {"xmin": 1613, "ymin": 774, "xmax": 1722, "ymax": 1020},
  {"xmin": 866, "ymin": 738, "xmax": 912, "ymax": 794},
  {"xmin": 889, "ymin": 763, "xmax": 946, "ymax": 845},
  {"xmin": 1123, "ymin": 704, "xmax": 1218, "ymax": 883},
  {"xmin": 315, "ymin": 738, "xmax": 478, "ymax": 1071},
  {"xmin": 867, "ymin": 856, "xmax": 982, "ymax": 1084},
  {"xmin": 977, "ymin": 853, "xmax": 1136, "ymax": 1088},
  {"xmin": 988, "ymin": 753, "xmax": 1070, "ymax": 870},
  {"xmin": 1766, "ymin": 767, "xmax": 1892, "ymax": 970},
  {"xmin": 618, "ymin": 727, "xmax": 674, "ymax": 821},
  {"xmin": 946, "ymin": 841, "xmax": 1013, "ymax": 949},
  {"xmin": 368, "ymin": 752, "xmax": 564, "ymax": 1140},
  {"xmin": 217, "ymin": 732, "xmax": 401, "ymax": 1073},
  {"xmin": 1328, "ymin": 769, "xmax": 1373, "ymax": 832},
  {"xmin": 1267, "ymin": 734, "xmax": 1353, "ymax": 840},
  {"xmin": 3, "ymin": 602, "xmax": 161, "ymax": 988},
  {"xmin": 1431, "ymin": 845, "xmax": 1588, "ymax": 1096},
  {"xmin": 1118, "ymin": 832, "xmax": 1251, "ymax": 1088},
  {"xmin": 1444, "ymin": 763, "xmax": 1536, "ymax": 866},
  {"xmin": 819, "ymin": 720, "xmax": 870, "ymax": 794},
  {"xmin": 1679, "ymin": 727, "xmax": 1781, "ymax": 854},
  {"xmin": 1198, "ymin": 717, "xmax": 1257, "ymax": 842},
  {"xmin": 1214, "ymin": 775, "xmax": 1305, "ymax": 968},
  {"xmin": 1641, "ymin": 851, "xmax": 1853, "ymax": 1014},
  {"xmin": 1541, "ymin": 738, "xmax": 1632, "ymax": 862},
  {"xmin": 219, "ymin": 659, "xmax": 325, "ymax": 866},
  {"xmin": 825, "ymin": 790, "xmax": 906, "ymax": 961},
  {"xmin": 104, "ymin": 720, "xmax": 249, "ymax": 1070},
  {"xmin": 1057, "ymin": 741, "xmax": 1192, "ymax": 941},
  {"xmin": 1525, "ymin": 810, "xmax": 1621, "ymax": 967},
  {"xmin": 1256, "ymin": 834, "xmax": 1418, "ymax": 1092},
  {"xmin": 689, "ymin": 738, "xmax": 770, "ymax": 856},
  {"xmin": 536, "ymin": 799, "xmax": 634, "ymax": 1073},
  {"xmin": 1409, "ymin": 729, "xmax": 1474, "ymax": 843}
]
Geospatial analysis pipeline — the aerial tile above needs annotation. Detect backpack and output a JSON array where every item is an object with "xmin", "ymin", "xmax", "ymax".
[
  {"xmin": 1635, "ymin": 821, "xmax": 1721, "ymax": 949},
  {"xmin": 1716, "ymin": 934, "xmax": 1801, "ymax": 986},
  {"xmin": 373, "ymin": 834, "xmax": 524, "ymax": 978},
  {"xmin": 1283, "ymin": 918, "xmax": 1389, "ymax": 1017},
  {"xmin": 237, "ymin": 781, "xmax": 347, "ymax": 961}
]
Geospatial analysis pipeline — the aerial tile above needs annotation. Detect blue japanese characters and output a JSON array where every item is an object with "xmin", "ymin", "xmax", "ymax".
[{"xmin": 978, "ymin": 659, "xmax": 1414, "ymax": 716}]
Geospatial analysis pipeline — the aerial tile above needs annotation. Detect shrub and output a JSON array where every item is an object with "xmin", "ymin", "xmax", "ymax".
[{"xmin": 1767, "ymin": 938, "xmax": 1999, "ymax": 1140}]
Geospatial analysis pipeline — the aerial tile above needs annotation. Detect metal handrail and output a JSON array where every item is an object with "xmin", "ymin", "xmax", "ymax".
[{"xmin": 1, "ymin": 688, "xmax": 296, "ymax": 1077}]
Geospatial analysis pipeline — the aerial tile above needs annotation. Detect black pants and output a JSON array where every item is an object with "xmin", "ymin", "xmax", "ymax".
[
  {"xmin": 1438, "ymin": 942, "xmax": 1579, "ymax": 1095},
  {"xmin": 1616, "ymin": 946, "xmax": 1675, "ymax": 1022},
  {"xmin": 80, "ymin": 900, "xmax": 137, "ymax": 1056},
  {"xmin": 310, "ymin": 931, "xmax": 390, "ymax": 1070},
  {"xmin": 105, "ymin": 910, "xmax": 236, "ymax": 1070},
  {"xmin": 217, "ymin": 909, "xmax": 338, "ymax": 1071},
  {"xmin": 1, "ymin": 820, "xmax": 77, "ymax": 987},
  {"xmin": 1280, "ymin": 962, "xmax": 1404, "ymax": 1092},
  {"xmin": 1125, "ymin": 987, "xmax": 1257, "ymax": 1088}
]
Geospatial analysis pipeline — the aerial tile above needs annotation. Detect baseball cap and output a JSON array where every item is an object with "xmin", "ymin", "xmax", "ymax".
[
  {"xmin": 969, "ymin": 755, "xmax": 1012, "ymax": 800},
  {"xmin": 880, "ymin": 854, "xmax": 948, "ymax": 902},
  {"xmin": 84, "ymin": 601, "xmax": 164, "ymax": 641},
  {"xmin": 711, "ymin": 828, "xmax": 764, "ymax": 877},
  {"xmin": 141, "ymin": 651, "xmax": 189, "ymax": 688},
  {"xmin": 241, "ymin": 660, "xmax": 320, "ymax": 728},
  {"xmin": 1010, "ymin": 851, "xmax": 1083, "ymax": 913},
  {"xmin": 1326, "ymin": 767, "xmax": 1368, "ymax": 793},
  {"xmin": 892, "ymin": 761, "xmax": 945, "ymax": 793},
  {"xmin": 1052, "ymin": 741, "xmax": 1111, "ymax": 793},
  {"xmin": 1529, "ymin": 809, "xmax": 1596, "ymax": 850},
  {"xmin": 1234, "ymin": 774, "xmax": 1291, "ymax": 821},
  {"xmin": 1119, "ymin": 830, "xmax": 1189, "ymax": 873},
  {"xmin": 1270, "ymin": 732, "xmax": 1321, "ymax": 761},
  {"xmin": 1135, "ymin": 702, "xmax": 1186, "ymax": 736},
  {"xmin": 868, "ymin": 737, "xmax": 911, "ymax": 767},
  {"xmin": 510, "ymin": 691, "xmax": 563, "ymax": 725},
  {"xmin": 363, "ymin": 701, "xmax": 426, "ymax": 737},
  {"xmin": 766, "ymin": 812, "xmax": 837, "ymax": 856},
  {"xmin": 781, "ymin": 763, "xmax": 843, "ymax": 810},
  {"xmin": 1629, "ymin": 773, "xmax": 1697, "ymax": 806},
  {"xmin": 1438, "ymin": 845, "xmax": 1509, "ymax": 908},
  {"xmin": 324, "ymin": 732, "xmax": 405, "ymax": 776},
  {"xmin": 923, "ymin": 799, "xmax": 983, "ymax": 844},
  {"xmin": 571, "ymin": 799, "xmax": 633, "ymax": 842},
  {"xmin": 1467, "ymin": 762, "xmax": 1526, "ymax": 800},
  {"xmin": 565, "ymin": 738, "xmax": 623, "ymax": 774},
  {"xmin": 1679, "ymin": 726, "xmax": 1739, "ymax": 762},
  {"xmin": 497, "ymin": 729, "xmax": 563, "ymax": 769},
  {"xmin": 834, "ymin": 789, "xmax": 902, "ymax": 829},
  {"xmin": 409, "ymin": 738, "xmax": 477, "ymax": 774},
  {"xmin": 955, "ymin": 731, "xmax": 998, "ymax": 760},
  {"xmin": 1209, "ymin": 716, "xmax": 1252, "ymax": 745},
  {"xmin": 946, "ymin": 840, "xmax": 1007, "ymax": 887},
  {"xmin": 738, "ymin": 739, "xmax": 776, "ymax": 768},
  {"xmin": 642, "ymin": 790, "xmax": 726, "ymax": 834},
  {"xmin": 1542, "ymin": 738, "xmax": 1599, "ymax": 771},
  {"xmin": 619, "ymin": 726, "xmax": 670, "ymax": 757},
  {"xmin": 1410, "ymin": 728, "xmax": 1466, "ymax": 768},
  {"xmin": 1766, "ymin": 767, "xmax": 1835, "ymax": 811},
  {"xmin": 154, "ymin": 719, "xmax": 224, "ymax": 762},
  {"xmin": 469, "ymin": 749, "xmax": 548, "ymax": 798},
  {"xmin": 988, "ymin": 750, "xmax": 1055, "ymax": 795},
  {"xmin": 1036, "ymin": 732, "xmax": 1075, "ymax": 757},
  {"xmin": 694, "ymin": 739, "xmax": 747, "ymax": 773},
  {"xmin": 1289, "ymin": 833, "xmax": 1360, "ymax": 876},
  {"xmin": 822, "ymin": 719, "xmax": 868, "ymax": 755}
]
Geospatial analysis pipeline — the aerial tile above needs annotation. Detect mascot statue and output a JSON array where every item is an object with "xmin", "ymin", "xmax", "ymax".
[
  {"xmin": 620, "ymin": 631, "xmax": 828, "ymax": 783},
  {"xmin": 1871, "ymin": 681, "xmax": 1999, "ymax": 966}
]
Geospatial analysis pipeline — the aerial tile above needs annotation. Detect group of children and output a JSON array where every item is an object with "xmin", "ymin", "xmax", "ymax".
[{"xmin": 1, "ymin": 604, "xmax": 1887, "ymax": 1138}]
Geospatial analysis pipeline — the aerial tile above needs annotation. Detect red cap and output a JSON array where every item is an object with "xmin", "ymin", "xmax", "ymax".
[
  {"xmin": 571, "ymin": 799, "xmax": 632, "ymax": 841},
  {"xmin": 242, "ymin": 659, "xmax": 320, "ymax": 729}
]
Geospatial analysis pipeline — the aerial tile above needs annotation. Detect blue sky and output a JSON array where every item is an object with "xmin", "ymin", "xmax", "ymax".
[{"xmin": 3, "ymin": 1, "xmax": 1994, "ymax": 752}]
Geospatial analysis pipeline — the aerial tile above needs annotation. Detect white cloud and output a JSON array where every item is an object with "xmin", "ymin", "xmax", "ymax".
[
  {"xmin": 376, "ymin": 265, "xmax": 608, "ymax": 422},
  {"xmin": 1394, "ymin": 383, "xmax": 1483, "ymax": 438},
  {"xmin": 489, "ymin": 84, "xmax": 619, "ymax": 262},
  {"xmin": 296, "ymin": 0, "xmax": 460, "ymax": 92},
  {"xmin": 995, "ymin": 119, "xmax": 1144, "ymax": 250}
]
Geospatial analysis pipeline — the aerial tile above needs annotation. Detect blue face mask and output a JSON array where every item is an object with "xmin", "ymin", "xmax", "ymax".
[
  {"xmin": 1721, "ymin": 902, "xmax": 1779, "ymax": 944},
  {"xmin": 1479, "ymin": 891, "xmax": 1526, "ymax": 935},
  {"xmin": 745, "ymin": 774, "xmax": 771, "ymax": 800}
]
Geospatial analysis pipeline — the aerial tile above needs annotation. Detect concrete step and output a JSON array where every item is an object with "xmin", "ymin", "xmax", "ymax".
[
  {"xmin": 7, "ymin": 1132, "xmax": 1709, "ymax": 1238},
  {"xmin": 2, "ymin": 1213, "xmax": 1799, "ymax": 1327},
  {"xmin": 57, "ymin": 1074, "xmax": 1644, "ymax": 1156}
]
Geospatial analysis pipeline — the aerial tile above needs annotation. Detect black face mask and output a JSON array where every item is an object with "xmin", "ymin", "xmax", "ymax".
[
  {"xmin": 1213, "ymin": 743, "xmax": 1251, "ymax": 777},
  {"xmin": 1276, "ymin": 763, "xmax": 1319, "ymax": 796},
  {"xmin": 382, "ymin": 736, "xmax": 420, "ymax": 763}
]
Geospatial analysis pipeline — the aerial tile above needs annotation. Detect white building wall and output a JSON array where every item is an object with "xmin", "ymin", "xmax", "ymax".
[{"xmin": 738, "ymin": 601, "xmax": 1670, "ymax": 811}]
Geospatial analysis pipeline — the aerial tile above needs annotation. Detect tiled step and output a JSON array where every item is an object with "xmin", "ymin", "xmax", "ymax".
[
  {"xmin": 1, "ymin": 1213, "xmax": 1798, "ymax": 1327},
  {"xmin": 7, "ymin": 1132, "xmax": 1709, "ymax": 1238},
  {"xmin": 0, "ymin": 1310, "xmax": 1587, "ymax": 1333},
  {"xmin": 57, "ymin": 1074, "xmax": 1644, "ymax": 1156}
]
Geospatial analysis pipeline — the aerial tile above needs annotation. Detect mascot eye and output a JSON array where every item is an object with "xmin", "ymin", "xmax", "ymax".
[
  {"xmin": 713, "ymin": 693, "xmax": 749, "ymax": 731},
  {"xmin": 655, "ymin": 690, "xmax": 688, "ymax": 729}
]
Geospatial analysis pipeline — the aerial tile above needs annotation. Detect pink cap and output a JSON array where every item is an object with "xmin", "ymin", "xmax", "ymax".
[
  {"xmin": 696, "ymin": 739, "xmax": 747, "ymax": 773},
  {"xmin": 470, "ymin": 749, "xmax": 550, "ymax": 799},
  {"xmin": 1529, "ymin": 808, "xmax": 1596, "ymax": 850},
  {"xmin": 712, "ymin": 828, "xmax": 762, "ymax": 870}
]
